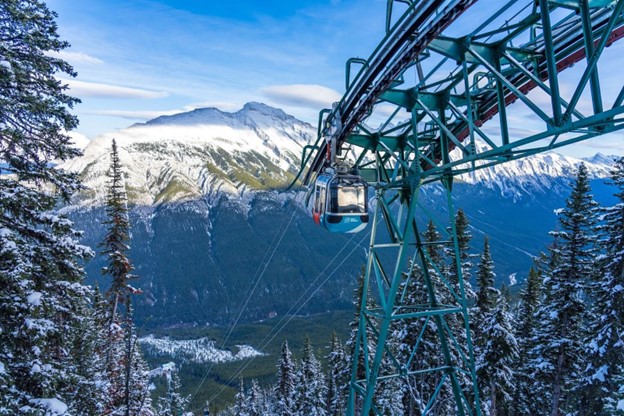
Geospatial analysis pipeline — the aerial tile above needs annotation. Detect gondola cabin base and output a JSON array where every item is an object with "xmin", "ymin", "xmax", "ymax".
[{"xmin": 312, "ymin": 171, "xmax": 369, "ymax": 233}]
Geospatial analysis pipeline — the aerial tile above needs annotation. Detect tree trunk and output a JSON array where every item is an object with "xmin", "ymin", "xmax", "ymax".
[
  {"xmin": 550, "ymin": 348, "xmax": 565, "ymax": 416},
  {"xmin": 490, "ymin": 378, "xmax": 497, "ymax": 416}
]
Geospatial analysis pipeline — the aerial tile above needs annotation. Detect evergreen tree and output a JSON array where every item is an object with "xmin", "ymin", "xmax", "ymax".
[
  {"xmin": 511, "ymin": 266, "xmax": 542, "ymax": 416},
  {"xmin": 0, "ymin": 1, "xmax": 101, "ymax": 413},
  {"xmin": 233, "ymin": 379, "xmax": 250, "ymax": 416},
  {"xmin": 474, "ymin": 238, "xmax": 497, "ymax": 317},
  {"xmin": 246, "ymin": 379, "xmax": 264, "ymax": 416},
  {"xmin": 475, "ymin": 291, "xmax": 518, "ymax": 416},
  {"xmin": 99, "ymin": 140, "xmax": 153, "ymax": 415},
  {"xmin": 450, "ymin": 208, "xmax": 476, "ymax": 301},
  {"xmin": 473, "ymin": 236, "xmax": 499, "ymax": 412},
  {"xmin": 326, "ymin": 333, "xmax": 348, "ymax": 416},
  {"xmin": 123, "ymin": 300, "xmax": 153, "ymax": 416},
  {"xmin": 530, "ymin": 163, "xmax": 598, "ymax": 416},
  {"xmin": 577, "ymin": 156, "xmax": 624, "ymax": 414},
  {"xmin": 156, "ymin": 370, "xmax": 189, "ymax": 416},
  {"xmin": 295, "ymin": 336, "xmax": 327, "ymax": 416},
  {"xmin": 101, "ymin": 138, "xmax": 136, "ymax": 324},
  {"xmin": 275, "ymin": 340, "xmax": 297, "ymax": 416}
]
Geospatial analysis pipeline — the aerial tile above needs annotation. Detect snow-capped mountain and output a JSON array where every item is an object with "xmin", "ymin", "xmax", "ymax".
[
  {"xmin": 60, "ymin": 102, "xmax": 313, "ymax": 207},
  {"xmin": 455, "ymin": 140, "xmax": 613, "ymax": 200},
  {"xmin": 60, "ymin": 102, "xmax": 620, "ymax": 327}
]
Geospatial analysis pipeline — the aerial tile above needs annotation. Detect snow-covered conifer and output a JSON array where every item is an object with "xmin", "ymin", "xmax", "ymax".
[
  {"xmin": 530, "ymin": 163, "xmax": 598, "ymax": 415},
  {"xmin": 275, "ymin": 340, "xmax": 297, "ymax": 415},
  {"xmin": 0, "ymin": 1, "xmax": 99, "ymax": 413},
  {"xmin": 326, "ymin": 333, "xmax": 348, "ymax": 416},
  {"xmin": 475, "ymin": 237, "xmax": 497, "ymax": 318},
  {"xmin": 101, "ymin": 138, "xmax": 136, "ymax": 324},
  {"xmin": 295, "ymin": 336, "xmax": 327, "ymax": 416},
  {"xmin": 511, "ymin": 266, "xmax": 542, "ymax": 416},
  {"xmin": 155, "ymin": 368, "xmax": 189, "ymax": 416},
  {"xmin": 577, "ymin": 156, "xmax": 624, "ymax": 414},
  {"xmin": 475, "ymin": 291, "xmax": 518, "ymax": 416}
]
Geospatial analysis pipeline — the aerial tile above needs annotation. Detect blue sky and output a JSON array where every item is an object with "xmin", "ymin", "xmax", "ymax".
[
  {"xmin": 47, "ymin": 0, "xmax": 386, "ymax": 139},
  {"xmin": 47, "ymin": 0, "xmax": 622, "ymax": 158}
]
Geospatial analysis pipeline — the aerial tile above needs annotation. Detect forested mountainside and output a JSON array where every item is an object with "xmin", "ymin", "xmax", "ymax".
[{"xmin": 57, "ymin": 103, "xmax": 617, "ymax": 327}]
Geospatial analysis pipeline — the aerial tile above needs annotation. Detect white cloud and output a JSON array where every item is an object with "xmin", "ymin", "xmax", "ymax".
[
  {"xmin": 65, "ymin": 79, "xmax": 169, "ymax": 99},
  {"xmin": 66, "ymin": 131, "xmax": 91, "ymax": 150},
  {"xmin": 260, "ymin": 84, "xmax": 342, "ymax": 109},
  {"xmin": 52, "ymin": 51, "xmax": 104, "ymax": 65},
  {"xmin": 85, "ymin": 109, "xmax": 181, "ymax": 120},
  {"xmin": 181, "ymin": 101, "xmax": 241, "ymax": 112}
]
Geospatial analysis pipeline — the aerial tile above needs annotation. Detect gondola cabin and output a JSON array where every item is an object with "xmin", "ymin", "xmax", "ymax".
[{"xmin": 312, "ymin": 171, "xmax": 369, "ymax": 233}]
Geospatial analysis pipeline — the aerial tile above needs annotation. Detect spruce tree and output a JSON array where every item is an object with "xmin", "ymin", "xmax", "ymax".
[
  {"xmin": 0, "ymin": 1, "xmax": 100, "ymax": 413},
  {"xmin": 530, "ymin": 163, "xmax": 598, "ymax": 416},
  {"xmin": 99, "ymin": 139, "xmax": 152, "ymax": 415},
  {"xmin": 101, "ymin": 138, "xmax": 136, "ymax": 324},
  {"xmin": 294, "ymin": 336, "xmax": 327, "ymax": 416},
  {"xmin": 156, "ymin": 370, "xmax": 189, "ymax": 416},
  {"xmin": 475, "ymin": 291, "xmax": 518, "ymax": 416},
  {"xmin": 451, "ymin": 208, "xmax": 476, "ymax": 301},
  {"xmin": 275, "ymin": 340, "xmax": 297, "ymax": 416},
  {"xmin": 474, "ymin": 237, "xmax": 497, "ymax": 319},
  {"xmin": 577, "ymin": 156, "xmax": 624, "ymax": 414},
  {"xmin": 326, "ymin": 333, "xmax": 348, "ymax": 416},
  {"xmin": 511, "ymin": 266, "xmax": 542, "ymax": 416},
  {"xmin": 233, "ymin": 379, "xmax": 250, "ymax": 416}
]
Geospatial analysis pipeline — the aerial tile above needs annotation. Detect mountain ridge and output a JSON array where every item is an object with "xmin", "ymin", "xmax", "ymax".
[{"xmin": 58, "ymin": 102, "xmax": 620, "ymax": 327}]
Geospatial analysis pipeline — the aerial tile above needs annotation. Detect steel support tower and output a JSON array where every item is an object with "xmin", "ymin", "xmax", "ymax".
[{"xmin": 293, "ymin": 0, "xmax": 624, "ymax": 414}]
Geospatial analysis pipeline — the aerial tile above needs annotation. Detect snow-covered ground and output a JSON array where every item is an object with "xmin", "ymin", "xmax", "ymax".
[{"xmin": 139, "ymin": 335, "xmax": 265, "ymax": 364}]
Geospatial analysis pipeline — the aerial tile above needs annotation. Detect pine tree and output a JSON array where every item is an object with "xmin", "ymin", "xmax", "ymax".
[
  {"xmin": 530, "ymin": 163, "xmax": 598, "ymax": 416},
  {"xmin": 577, "ymin": 156, "xmax": 624, "ymax": 414},
  {"xmin": 451, "ymin": 208, "xmax": 476, "ymax": 301},
  {"xmin": 156, "ymin": 370, "xmax": 189, "ymax": 416},
  {"xmin": 0, "ymin": 1, "xmax": 101, "ymax": 413},
  {"xmin": 473, "ymin": 236, "xmax": 499, "ymax": 414},
  {"xmin": 123, "ymin": 300, "xmax": 153, "ymax": 416},
  {"xmin": 295, "ymin": 336, "xmax": 327, "ymax": 416},
  {"xmin": 326, "ymin": 333, "xmax": 348, "ymax": 416},
  {"xmin": 234, "ymin": 379, "xmax": 250, "ymax": 416},
  {"xmin": 511, "ymin": 266, "xmax": 542, "ymax": 416},
  {"xmin": 99, "ymin": 140, "xmax": 153, "ymax": 415},
  {"xmin": 275, "ymin": 340, "xmax": 297, "ymax": 416},
  {"xmin": 475, "ymin": 237, "xmax": 497, "ymax": 317},
  {"xmin": 101, "ymin": 138, "xmax": 136, "ymax": 324},
  {"xmin": 475, "ymin": 291, "xmax": 518, "ymax": 416}
]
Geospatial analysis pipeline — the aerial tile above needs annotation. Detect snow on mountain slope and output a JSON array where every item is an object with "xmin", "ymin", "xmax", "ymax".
[
  {"xmin": 60, "ymin": 102, "xmax": 314, "ymax": 207},
  {"xmin": 454, "ymin": 140, "xmax": 614, "ymax": 199},
  {"xmin": 59, "ymin": 102, "xmax": 618, "ymax": 208},
  {"xmin": 139, "ymin": 335, "xmax": 264, "ymax": 364}
]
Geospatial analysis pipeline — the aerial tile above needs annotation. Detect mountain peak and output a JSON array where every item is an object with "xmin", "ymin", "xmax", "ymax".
[
  {"xmin": 238, "ymin": 102, "xmax": 293, "ymax": 120},
  {"xmin": 582, "ymin": 152, "xmax": 619, "ymax": 166},
  {"xmin": 142, "ymin": 107, "xmax": 226, "ymax": 127}
]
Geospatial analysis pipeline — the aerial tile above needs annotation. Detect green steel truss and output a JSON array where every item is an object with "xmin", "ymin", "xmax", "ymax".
[{"xmin": 293, "ymin": 0, "xmax": 624, "ymax": 414}]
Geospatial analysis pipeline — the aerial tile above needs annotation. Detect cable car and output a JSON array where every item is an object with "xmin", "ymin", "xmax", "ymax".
[{"xmin": 312, "ymin": 169, "xmax": 369, "ymax": 233}]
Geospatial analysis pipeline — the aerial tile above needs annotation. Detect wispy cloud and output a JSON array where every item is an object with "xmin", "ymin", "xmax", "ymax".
[
  {"xmin": 85, "ymin": 109, "xmax": 181, "ymax": 120},
  {"xmin": 65, "ymin": 79, "xmax": 169, "ymax": 99},
  {"xmin": 50, "ymin": 50, "xmax": 103, "ymax": 65},
  {"xmin": 260, "ymin": 84, "xmax": 341, "ymax": 109}
]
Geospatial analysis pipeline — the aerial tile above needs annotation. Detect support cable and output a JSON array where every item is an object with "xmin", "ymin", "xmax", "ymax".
[
  {"xmin": 187, "ymin": 192, "xmax": 303, "ymax": 405},
  {"xmin": 201, "ymin": 228, "xmax": 372, "ymax": 410}
]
